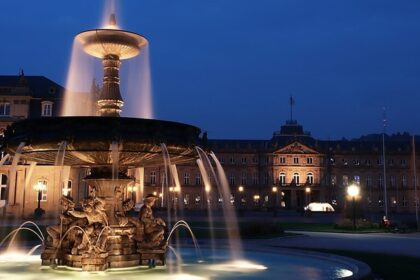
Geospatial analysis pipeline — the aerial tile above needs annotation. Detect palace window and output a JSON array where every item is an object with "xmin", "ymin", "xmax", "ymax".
[
  {"xmin": 241, "ymin": 157, "xmax": 247, "ymax": 164},
  {"xmin": 184, "ymin": 173, "xmax": 190, "ymax": 185},
  {"xmin": 365, "ymin": 159, "xmax": 371, "ymax": 166},
  {"xmin": 230, "ymin": 156, "xmax": 235, "ymax": 164},
  {"xmin": 263, "ymin": 173, "xmax": 269, "ymax": 184},
  {"xmin": 293, "ymin": 173, "xmax": 300, "ymax": 186},
  {"xmin": 401, "ymin": 159, "xmax": 407, "ymax": 166},
  {"xmin": 306, "ymin": 173, "xmax": 314, "ymax": 185},
  {"xmin": 390, "ymin": 176, "xmax": 396, "ymax": 187},
  {"xmin": 353, "ymin": 175, "xmax": 360, "ymax": 184},
  {"xmin": 150, "ymin": 171, "xmax": 156, "ymax": 185},
  {"xmin": 293, "ymin": 157, "xmax": 299, "ymax": 164},
  {"xmin": 366, "ymin": 176, "xmax": 372, "ymax": 187},
  {"xmin": 0, "ymin": 174, "xmax": 7, "ymax": 204},
  {"xmin": 229, "ymin": 174, "xmax": 235, "ymax": 186},
  {"xmin": 0, "ymin": 102, "xmax": 10, "ymax": 116},
  {"xmin": 195, "ymin": 174, "xmax": 201, "ymax": 186},
  {"xmin": 41, "ymin": 101, "xmax": 53, "ymax": 117},
  {"xmin": 307, "ymin": 157, "xmax": 313, "ymax": 164},
  {"xmin": 402, "ymin": 175, "xmax": 407, "ymax": 188},
  {"xmin": 279, "ymin": 157, "xmax": 286, "ymax": 164},
  {"xmin": 279, "ymin": 172, "xmax": 286, "ymax": 185},
  {"xmin": 378, "ymin": 175, "xmax": 383, "ymax": 187},
  {"xmin": 252, "ymin": 173, "xmax": 259, "ymax": 185},
  {"xmin": 241, "ymin": 172, "xmax": 247, "ymax": 185}
]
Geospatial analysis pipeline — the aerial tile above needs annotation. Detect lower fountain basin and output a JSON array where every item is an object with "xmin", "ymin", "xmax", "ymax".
[
  {"xmin": 2, "ymin": 117, "xmax": 203, "ymax": 167},
  {"xmin": 0, "ymin": 247, "xmax": 370, "ymax": 280}
]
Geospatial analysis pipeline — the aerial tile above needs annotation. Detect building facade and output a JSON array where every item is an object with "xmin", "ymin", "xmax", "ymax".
[{"xmin": 0, "ymin": 74, "xmax": 419, "ymax": 218}]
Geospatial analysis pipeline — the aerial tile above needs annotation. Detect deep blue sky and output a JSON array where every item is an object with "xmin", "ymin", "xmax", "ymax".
[{"xmin": 1, "ymin": 0, "xmax": 420, "ymax": 140}]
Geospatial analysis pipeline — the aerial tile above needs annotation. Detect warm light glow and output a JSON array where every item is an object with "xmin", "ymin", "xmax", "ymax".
[
  {"xmin": 205, "ymin": 185, "xmax": 211, "ymax": 193},
  {"xmin": 175, "ymin": 187, "xmax": 181, "ymax": 193},
  {"xmin": 238, "ymin": 186, "xmax": 244, "ymax": 192},
  {"xmin": 305, "ymin": 187, "xmax": 311, "ymax": 193},
  {"xmin": 127, "ymin": 185, "xmax": 138, "ymax": 192},
  {"xmin": 347, "ymin": 184, "xmax": 360, "ymax": 197},
  {"xmin": 209, "ymin": 260, "xmax": 267, "ymax": 272},
  {"xmin": 272, "ymin": 186, "xmax": 278, "ymax": 193},
  {"xmin": 158, "ymin": 193, "xmax": 163, "ymax": 198},
  {"xmin": 34, "ymin": 181, "xmax": 46, "ymax": 191},
  {"xmin": 253, "ymin": 195, "xmax": 260, "ymax": 200},
  {"xmin": 169, "ymin": 187, "xmax": 174, "ymax": 192},
  {"xmin": 153, "ymin": 191, "xmax": 157, "ymax": 196}
]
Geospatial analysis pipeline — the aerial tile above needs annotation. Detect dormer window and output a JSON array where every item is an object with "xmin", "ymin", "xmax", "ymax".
[
  {"xmin": 41, "ymin": 101, "xmax": 53, "ymax": 117},
  {"xmin": 0, "ymin": 102, "xmax": 11, "ymax": 116}
]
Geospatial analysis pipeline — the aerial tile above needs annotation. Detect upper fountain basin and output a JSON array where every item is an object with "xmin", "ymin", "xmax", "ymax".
[
  {"xmin": 2, "ymin": 117, "xmax": 203, "ymax": 167},
  {"xmin": 75, "ymin": 29, "xmax": 148, "ymax": 59}
]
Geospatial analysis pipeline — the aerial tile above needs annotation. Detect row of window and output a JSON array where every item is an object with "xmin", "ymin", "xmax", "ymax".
[
  {"xmin": 0, "ymin": 102, "xmax": 53, "ymax": 117},
  {"xmin": 332, "ymin": 158, "xmax": 408, "ymax": 167},
  {"xmin": 332, "ymin": 174, "xmax": 414, "ymax": 188},
  {"xmin": 0, "ymin": 174, "xmax": 72, "ymax": 204}
]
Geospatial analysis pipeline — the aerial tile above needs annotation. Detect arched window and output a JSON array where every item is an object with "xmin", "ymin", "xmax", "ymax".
[
  {"xmin": 0, "ymin": 173, "xmax": 8, "ymax": 207},
  {"xmin": 307, "ymin": 173, "xmax": 314, "ymax": 185},
  {"xmin": 279, "ymin": 172, "xmax": 286, "ymax": 185},
  {"xmin": 293, "ymin": 173, "xmax": 300, "ymax": 186}
]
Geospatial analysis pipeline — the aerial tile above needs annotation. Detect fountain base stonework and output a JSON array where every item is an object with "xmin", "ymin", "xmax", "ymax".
[{"xmin": 41, "ymin": 173, "xmax": 167, "ymax": 271}]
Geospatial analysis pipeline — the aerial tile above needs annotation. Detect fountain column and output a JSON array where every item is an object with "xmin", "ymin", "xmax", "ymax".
[{"xmin": 98, "ymin": 54, "xmax": 124, "ymax": 116}]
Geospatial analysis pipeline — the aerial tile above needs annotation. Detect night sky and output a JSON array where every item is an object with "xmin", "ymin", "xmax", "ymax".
[{"xmin": 1, "ymin": 0, "xmax": 420, "ymax": 140}]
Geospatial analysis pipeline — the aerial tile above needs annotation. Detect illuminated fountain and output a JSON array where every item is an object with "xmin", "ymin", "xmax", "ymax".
[{"xmin": 0, "ymin": 4, "xmax": 370, "ymax": 280}]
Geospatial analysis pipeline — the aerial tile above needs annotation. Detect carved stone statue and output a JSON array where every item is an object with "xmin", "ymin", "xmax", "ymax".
[
  {"xmin": 46, "ymin": 196, "xmax": 83, "ymax": 248},
  {"xmin": 68, "ymin": 195, "xmax": 109, "ymax": 253},
  {"xmin": 134, "ymin": 194, "xmax": 166, "ymax": 249}
]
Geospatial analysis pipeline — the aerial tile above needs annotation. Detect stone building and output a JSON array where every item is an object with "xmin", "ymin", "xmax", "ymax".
[
  {"xmin": 0, "ymin": 74, "xmax": 419, "ymax": 218},
  {"xmin": 0, "ymin": 72, "xmax": 64, "ymax": 134}
]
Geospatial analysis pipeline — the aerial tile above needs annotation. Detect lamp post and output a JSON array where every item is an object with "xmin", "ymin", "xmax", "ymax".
[
  {"xmin": 305, "ymin": 187, "xmax": 311, "ymax": 206},
  {"xmin": 272, "ymin": 186, "xmax": 278, "ymax": 217},
  {"xmin": 238, "ymin": 185, "xmax": 244, "ymax": 216},
  {"xmin": 34, "ymin": 181, "xmax": 46, "ymax": 218},
  {"xmin": 347, "ymin": 184, "xmax": 360, "ymax": 231}
]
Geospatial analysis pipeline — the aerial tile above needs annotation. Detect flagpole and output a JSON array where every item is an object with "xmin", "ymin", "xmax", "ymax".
[
  {"xmin": 412, "ymin": 135, "xmax": 419, "ymax": 230},
  {"xmin": 382, "ymin": 108, "xmax": 388, "ymax": 219}
]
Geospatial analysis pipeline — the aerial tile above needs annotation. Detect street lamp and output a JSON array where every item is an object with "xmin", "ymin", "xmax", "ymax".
[
  {"xmin": 305, "ymin": 187, "xmax": 311, "ymax": 206},
  {"xmin": 34, "ymin": 181, "xmax": 46, "ymax": 218},
  {"xmin": 347, "ymin": 184, "xmax": 360, "ymax": 231},
  {"xmin": 272, "ymin": 186, "xmax": 278, "ymax": 217},
  {"xmin": 238, "ymin": 185, "xmax": 245, "ymax": 216}
]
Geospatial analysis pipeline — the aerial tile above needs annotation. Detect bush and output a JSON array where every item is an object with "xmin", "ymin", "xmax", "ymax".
[{"xmin": 334, "ymin": 219, "xmax": 379, "ymax": 230}]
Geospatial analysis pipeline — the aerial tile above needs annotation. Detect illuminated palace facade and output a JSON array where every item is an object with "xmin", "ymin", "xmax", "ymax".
[{"xmin": 0, "ymin": 74, "xmax": 419, "ymax": 217}]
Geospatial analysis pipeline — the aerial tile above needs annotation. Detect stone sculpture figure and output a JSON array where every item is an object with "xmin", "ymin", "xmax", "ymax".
[
  {"xmin": 46, "ymin": 196, "xmax": 83, "ymax": 248},
  {"xmin": 136, "ymin": 194, "xmax": 166, "ymax": 248},
  {"xmin": 68, "ymin": 196, "xmax": 109, "ymax": 253}
]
